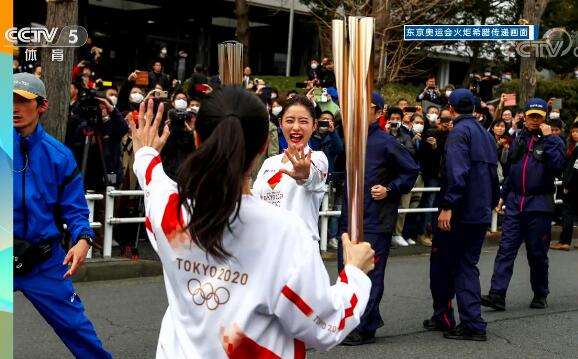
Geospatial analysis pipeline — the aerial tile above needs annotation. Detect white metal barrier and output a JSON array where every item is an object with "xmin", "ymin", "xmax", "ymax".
[
  {"xmin": 85, "ymin": 193, "xmax": 103, "ymax": 259},
  {"xmin": 90, "ymin": 180, "xmax": 566, "ymax": 257}
]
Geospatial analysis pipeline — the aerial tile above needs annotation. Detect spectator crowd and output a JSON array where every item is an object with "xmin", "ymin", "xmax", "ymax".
[{"xmin": 14, "ymin": 44, "xmax": 578, "ymax": 257}]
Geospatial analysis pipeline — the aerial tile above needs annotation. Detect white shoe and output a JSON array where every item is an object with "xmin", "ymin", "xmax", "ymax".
[
  {"xmin": 407, "ymin": 238, "xmax": 416, "ymax": 245},
  {"xmin": 328, "ymin": 237, "xmax": 339, "ymax": 249},
  {"xmin": 392, "ymin": 235, "xmax": 409, "ymax": 247}
]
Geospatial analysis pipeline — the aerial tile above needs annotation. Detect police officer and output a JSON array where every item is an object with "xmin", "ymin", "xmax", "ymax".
[
  {"xmin": 424, "ymin": 89, "xmax": 499, "ymax": 341},
  {"xmin": 482, "ymin": 98, "xmax": 566, "ymax": 311},
  {"xmin": 13, "ymin": 72, "xmax": 111, "ymax": 358},
  {"xmin": 339, "ymin": 92, "xmax": 419, "ymax": 345}
]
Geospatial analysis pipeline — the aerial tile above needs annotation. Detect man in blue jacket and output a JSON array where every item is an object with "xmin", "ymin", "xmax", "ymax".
[
  {"xmin": 338, "ymin": 92, "xmax": 419, "ymax": 345},
  {"xmin": 424, "ymin": 89, "xmax": 499, "ymax": 341},
  {"xmin": 482, "ymin": 98, "xmax": 566, "ymax": 311},
  {"xmin": 13, "ymin": 73, "xmax": 111, "ymax": 358}
]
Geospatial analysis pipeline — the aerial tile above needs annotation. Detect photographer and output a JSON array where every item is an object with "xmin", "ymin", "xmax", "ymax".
[
  {"xmin": 13, "ymin": 73, "xmax": 111, "ymax": 358},
  {"xmin": 160, "ymin": 93, "xmax": 196, "ymax": 181},
  {"xmin": 416, "ymin": 75, "xmax": 442, "ymax": 104},
  {"xmin": 65, "ymin": 87, "xmax": 129, "ymax": 191},
  {"xmin": 310, "ymin": 111, "xmax": 344, "ymax": 177}
]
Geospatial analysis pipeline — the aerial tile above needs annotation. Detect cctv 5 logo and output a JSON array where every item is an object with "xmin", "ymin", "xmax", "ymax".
[{"xmin": 4, "ymin": 25, "xmax": 88, "ymax": 47}]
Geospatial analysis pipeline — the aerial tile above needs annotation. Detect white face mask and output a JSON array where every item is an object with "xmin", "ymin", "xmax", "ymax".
[
  {"xmin": 413, "ymin": 123, "xmax": 424, "ymax": 134},
  {"xmin": 108, "ymin": 95, "xmax": 118, "ymax": 107},
  {"xmin": 484, "ymin": 72, "xmax": 491, "ymax": 76},
  {"xmin": 129, "ymin": 92, "xmax": 144, "ymax": 104},
  {"xmin": 190, "ymin": 105, "xmax": 200, "ymax": 114},
  {"xmin": 574, "ymin": 71, "xmax": 578, "ymax": 78},
  {"xmin": 174, "ymin": 98, "xmax": 188, "ymax": 110},
  {"xmin": 426, "ymin": 113, "xmax": 438, "ymax": 123},
  {"xmin": 311, "ymin": 63, "xmax": 318, "ymax": 70},
  {"xmin": 272, "ymin": 106, "xmax": 283, "ymax": 116},
  {"xmin": 445, "ymin": 90, "xmax": 452, "ymax": 97},
  {"xmin": 161, "ymin": 48, "xmax": 167, "ymax": 55},
  {"xmin": 549, "ymin": 112, "xmax": 560, "ymax": 120}
]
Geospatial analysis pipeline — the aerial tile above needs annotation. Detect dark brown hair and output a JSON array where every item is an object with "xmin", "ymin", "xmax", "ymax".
[{"xmin": 177, "ymin": 86, "xmax": 269, "ymax": 260}]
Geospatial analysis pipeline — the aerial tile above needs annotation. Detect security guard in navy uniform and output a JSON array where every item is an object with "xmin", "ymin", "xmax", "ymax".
[
  {"xmin": 424, "ymin": 89, "xmax": 499, "ymax": 341},
  {"xmin": 482, "ymin": 98, "xmax": 566, "ymax": 311},
  {"xmin": 13, "ymin": 72, "xmax": 111, "ymax": 358}
]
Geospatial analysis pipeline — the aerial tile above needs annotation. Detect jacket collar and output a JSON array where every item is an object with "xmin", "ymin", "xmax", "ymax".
[
  {"xmin": 453, "ymin": 114, "xmax": 476, "ymax": 124},
  {"xmin": 14, "ymin": 123, "xmax": 45, "ymax": 153},
  {"xmin": 369, "ymin": 121, "xmax": 381, "ymax": 135}
]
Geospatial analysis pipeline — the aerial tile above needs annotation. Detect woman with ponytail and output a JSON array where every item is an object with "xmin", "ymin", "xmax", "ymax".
[
  {"xmin": 131, "ymin": 87, "xmax": 374, "ymax": 358},
  {"xmin": 252, "ymin": 95, "xmax": 329, "ymax": 242}
]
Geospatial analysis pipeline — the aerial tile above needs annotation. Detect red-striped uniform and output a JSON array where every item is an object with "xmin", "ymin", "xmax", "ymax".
[{"xmin": 134, "ymin": 147, "xmax": 370, "ymax": 359}]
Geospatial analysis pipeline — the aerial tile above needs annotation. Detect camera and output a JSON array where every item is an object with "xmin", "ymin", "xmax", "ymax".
[
  {"xmin": 168, "ymin": 108, "xmax": 193, "ymax": 130},
  {"xmin": 76, "ymin": 87, "xmax": 107, "ymax": 127}
]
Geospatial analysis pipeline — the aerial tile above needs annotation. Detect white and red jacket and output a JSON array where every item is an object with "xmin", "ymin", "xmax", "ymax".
[
  {"xmin": 252, "ymin": 149, "xmax": 328, "ymax": 241},
  {"xmin": 134, "ymin": 147, "xmax": 371, "ymax": 359}
]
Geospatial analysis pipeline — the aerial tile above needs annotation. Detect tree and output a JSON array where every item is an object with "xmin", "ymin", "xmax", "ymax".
[
  {"xmin": 302, "ymin": 0, "xmax": 459, "ymax": 84},
  {"xmin": 235, "ymin": 0, "xmax": 250, "ymax": 66},
  {"xmin": 41, "ymin": 0, "xmax": 78, "ymax": 141},
  {"xmin": 519, "ymin": 0, "xmax": 549, "ymax": 102}
]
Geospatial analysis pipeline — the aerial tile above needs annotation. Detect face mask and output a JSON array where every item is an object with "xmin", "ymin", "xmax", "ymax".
[
  {"xmin": 484, "ymin": 72, "xmax": 491, "ymax": 76},
  {"xmin": 108, "ymin": 95, "xmax": 118, "ymax": 107},
  {"xmin": 413, "ymin": 123, "xmax": 424, "ymax": 134},
  {"xmin": 426, "ymin": 113, "xmax": 438, "ymax": 123},
  {"xmin": 271, "ymin": 92, "xmax": 278, "ymax": 99},
  {"xmin": 311, "ymin": 63, "xmax": 318, "ymax": 70},
  {"xmin": 574, "ymin": 71, "xmax": 578, "ymax": 78},
  {"xmin": 549, "ymin": 112, "xmax": 560, "ymax": 120},
  {"xmin": 161, "ymin": 48, "xmax": 167, "ymax": 55},
  {"xmin": 445, "ymin": 90, "xmax": 452, "ymax": 97},
  {"xmin": 190, "ymin": 105, "xmax": 200, "ymax": 114},
  {"xmin": 174, "ymin": 99, "xmax": 188, "ymax": 110},
  {"xmin": 272, "ymin": 106, "xmax": 282, "ymax": 116},
  {"xmin": 129, "ymin": 92, "xmax": 144, "ymax": 104}
]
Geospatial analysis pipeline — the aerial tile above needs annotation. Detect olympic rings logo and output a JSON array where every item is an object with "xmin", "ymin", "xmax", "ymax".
[{"xmin": 187, "ymin": 278, "xmax": 231, "ymax": 310}]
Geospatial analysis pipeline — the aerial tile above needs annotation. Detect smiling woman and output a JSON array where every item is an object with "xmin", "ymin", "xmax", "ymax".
[{"xmin": 252, "ymin": 95, "xmax": 329, "ymax": 242}]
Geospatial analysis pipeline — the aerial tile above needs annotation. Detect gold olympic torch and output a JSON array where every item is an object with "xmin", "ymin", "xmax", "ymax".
[
  {"xmin": 218, "ymin": 41, "xmax": 244, "ymax": 86},
  {"xmin": 332, "ymin": 17, "xmax": 375, "ymax": 244}
]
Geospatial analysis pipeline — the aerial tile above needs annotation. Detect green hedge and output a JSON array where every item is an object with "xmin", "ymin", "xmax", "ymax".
[
  {"xmin": 498, "ymin": 79, "xmax": 578, "ymax": 127},
  {"xmin": 257, "ymin": 76, "xmax": 422, "ymax": 107}
]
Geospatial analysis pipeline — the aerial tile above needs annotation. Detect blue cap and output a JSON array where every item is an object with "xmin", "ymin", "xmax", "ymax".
[
  {"xmin": 448, "ymin": 88, "xmax": 474, "ymax": 112},
  {"xmin": 525, "ymin": 98, "xmax": 547, "ymax": 117},
  {"xmin": 371, "ymin": 91, "xmax": 385, "ymax": 110},
  {"xmin": 326, "ymin": 87, "xmax": 338, "ymax": 102}
]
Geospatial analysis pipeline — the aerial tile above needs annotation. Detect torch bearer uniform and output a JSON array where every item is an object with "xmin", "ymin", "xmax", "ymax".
[
  {"xmin": 252, "ymin": 147, "xmax": 328, "ymax": 242},
  {"xmin": 134, "ymin": 147, "xmax": 370, "ymax": 359}
]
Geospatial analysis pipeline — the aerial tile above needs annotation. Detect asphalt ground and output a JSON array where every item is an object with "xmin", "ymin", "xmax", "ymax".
[{"xmin": 14, "ymin": 245, "xmax": 578, "ymax": 359}]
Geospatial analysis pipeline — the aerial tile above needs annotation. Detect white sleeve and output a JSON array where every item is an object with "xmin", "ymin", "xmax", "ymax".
[
  {"xmin": 133, "ymin": 146, "xmax": 176, "ymax": 252},
  {"xmin": 298, "ymin": 151, "xmax": 328, "ymax": 192},
  {"xmin": 272, "ymin": 238, "xmax": 371, "ymax": 350}
]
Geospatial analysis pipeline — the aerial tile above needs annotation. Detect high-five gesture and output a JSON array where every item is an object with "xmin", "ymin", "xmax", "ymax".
[
  {"xmin": 281, "ymin": 144, "xmax": 312, "ymax": 181},
  {"xmin": 129, "ymin": 98, "xmax": 170, "ymax": 153}
]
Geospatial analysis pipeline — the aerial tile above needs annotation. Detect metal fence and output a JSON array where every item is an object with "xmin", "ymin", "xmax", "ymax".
[{"xmin": 85, "ymin": 181, "xmax": 564, "ymax": 257}]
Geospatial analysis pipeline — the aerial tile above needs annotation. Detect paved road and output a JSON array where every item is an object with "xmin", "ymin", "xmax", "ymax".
[{"xmin": 15, "ymin": 247, "xmax": 578, "ymax": 358}]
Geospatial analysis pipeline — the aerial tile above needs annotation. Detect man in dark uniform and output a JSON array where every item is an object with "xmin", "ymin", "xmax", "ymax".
[
  {"xmin": 339, "ymin": 92, "xmax": 419, "ymax": 345},
  {"xmin": 424, "ymin": 89, "xmax": 499, "ymax": 341},
  {"xmin": 13, "ymin": 73, "xmax": 111, "ymax": 358},
  {"xmin": 482, "ymin": 98, "xmax": 566, "ymax": 311}
]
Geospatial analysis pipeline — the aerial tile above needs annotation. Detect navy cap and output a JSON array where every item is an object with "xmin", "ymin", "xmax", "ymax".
[
  {"xmin": 448, "ymin": 88, "xmax": 474, "ymax": 112},
  {"xmin": 371, "ymin": 91, "xmax": 385, "ymax": 110},
  {"xmin": 525, "ymin": 98, "xmax": 547, "ymax": 117}
]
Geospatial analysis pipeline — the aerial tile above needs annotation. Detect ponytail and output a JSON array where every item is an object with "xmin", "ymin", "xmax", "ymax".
[{"xmin": 177, "ymin": 86, "xmax": 268, "ymax": 260}]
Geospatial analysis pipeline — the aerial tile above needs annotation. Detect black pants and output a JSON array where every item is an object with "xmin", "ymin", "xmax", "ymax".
[{"xmin": 559, "ymin": 193, "xmax": 576, "ymax": 245}]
